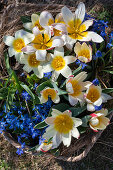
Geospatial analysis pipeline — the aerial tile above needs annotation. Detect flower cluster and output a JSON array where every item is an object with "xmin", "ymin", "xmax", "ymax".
[{"xmin": 1, "ymin": 2, "xmax": 113, "ymax": 155}]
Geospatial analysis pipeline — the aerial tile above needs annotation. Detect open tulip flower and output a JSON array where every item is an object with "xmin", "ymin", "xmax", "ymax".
[
  {"xmin": 20, "ymin": 53, "xmax": 44, "ymax": 78},
  {"xmin": 43, "ymin": 109, "xmax": 82, "ymax": 147},
  {"xmin": 89, "ymin": 109, "xmax": 110, "ymax": 132},
  {"xmin": 36, "ymin": 139, "xmax": 53, "ymax": 152},
  {"xmin": 43, "ymin": 47, "xmax": 76, "ymax": 80},
  {"xmin": 40, "ymin": 87, "xmax": 60, "ymax": 103},
  {"xmin": 74, "ymin": 42, "xmax": 92, "ymax": 63},
  {"xmin": 22, "ymin": 27, "xmax": 64, "ymax": 61},
  {"xmin": 66, "ymin": 72, "xmax": 91, "ymax": 106},
  {"xmin": 61, "ymin": 2, "xmax": 104, "ymax": 49},
  {"xmin": 3, "ymin": 30, "xmax": 35, "ymax": 62},
  {"xmin": 23, "ymin": 13, "xmax": 44, "ymax": 32},
  {"xmin": 39, "ymin": 11, "xmax": 66, "ymax": 37},
  {"xmin": 84, "ymin": 84, "xmax": 113, "ymax": 112}
]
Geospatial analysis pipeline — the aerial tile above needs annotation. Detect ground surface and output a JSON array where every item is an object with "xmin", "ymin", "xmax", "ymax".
[{"xmin": 0, "ymin": 0, "xmax": 113, "ymax": 169}]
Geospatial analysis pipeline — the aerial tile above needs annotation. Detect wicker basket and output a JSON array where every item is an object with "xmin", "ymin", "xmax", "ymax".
[{"xmin": 0, "ymin": 2, "xmax": 113, "ymax": 162}]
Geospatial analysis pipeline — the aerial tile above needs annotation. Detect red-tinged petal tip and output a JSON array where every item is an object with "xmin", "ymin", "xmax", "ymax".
[
  {"xmin": 90, "ymin": 113, "xmax": 97, "ymax": 118},
  {"xmin": 40, "ymin": 148, "xmax": 48, "ymax": 153}
]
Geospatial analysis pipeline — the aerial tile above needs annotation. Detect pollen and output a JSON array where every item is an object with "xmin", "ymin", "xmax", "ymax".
[
  {"xmin": 54, "ymin": 114, "xmax": 74, "ymax": 134},
  {"xmin": 28, "ymin": 53, "xmax": 40, "ymax": 67},
  {"xmin": 48, "ymin": 18, "xmax": 54, "ymax": 26},
  {"xmin": 78, "ymin": 49, "xmax": 90, "ymax": 59},
  {"xmin": 13, "ymin": 38, "xmax": 25, "ymax": 52},
  {"xmin": 69, "ymin": 79, "xmax": 82, "ymax": 97},
  {"xmin": 42, "ymin": 88, "xmax": 57, "ymax": 100},
  {"xmin": 51, "ymin": 56, "xmax": 66, "ymax": 71},
  {"xmin": 86, "ymin": 86, "xmax": 100, "ymax": 102},
  {"xmin": 67, "ymin": 19, "xmax": 87, "ymax": 40},
  {"xmin": 32, "ymin": 33, "xmax": 52, "ymax": 50},
  {"xmin": 34, "ymin": 20, "xmax": 44, "ymax": 31}
]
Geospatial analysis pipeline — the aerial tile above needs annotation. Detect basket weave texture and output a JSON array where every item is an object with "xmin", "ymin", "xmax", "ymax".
[{"xmin": 0, "ymin": 2, "xmax": 113, "ymax": 162}]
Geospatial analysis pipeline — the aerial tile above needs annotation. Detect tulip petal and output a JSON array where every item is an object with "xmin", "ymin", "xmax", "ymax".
[
  {"xmin": 61, "ymin": 6, "xmax": 74, "ymax": 25},
  {"xmin": 36, "ymin": 50, "xmax": 47, "ymax": 61},
  {"xmin": 72, "ymin": 118, "xmax": 82, "ymax": 127},
  {"xmin": 23, "ymin": 64, "xmax": 32, "ymax": 73},
  {"xmin": 43, "ymin": 126, "xmax": 56, "ymax": 139},
  {"xmin": 80, "ymin": 20, "xmax": 93, "ymax": 31},
  {"xmin": 61, "ymin": 66, "xmax": 72, "ymax": 78},
  {"xmin": 22, "ymin": 45, "xmax": 36, "ymax": 53},
  {"xmin": 3, "ymin": 36, "xmax": 14, "ymax": 46},
  {"xmin": 54, "ymin": 47, "xmax": 64, "ymax": 57},
  {"xmin": 51, "ymin": 36, "xmax": 64, "ymax": 48},
  {"xmin": 45, "ymin": 117, "xmax": 55, "ymax": 125},
  {"xmin": 53, "ymin": 95, "xmax": 60, "ymax": 103},
  {"xmin": 23, "ymin": 22, "xmax": 33, "ymax": 30},
  {"xmin": 87, "ymin": 103, "xmax": 95, "ymax": 112},
  {"xmin": 71, "ymin": 127, "xmax": 80, "ymax": 139},
  {"xmin": 69, "ymin": 95, "xmax": 78, "ymax": 106},
  {"xmin": 75, "ymin": 2, "xmax": 85, "ymax": 22},
  {"xmin": 65, "ymin": 55, "xmax": 76, "ymax": 64},
  {"xmin": 32, "ymin": 26, "xmax": 40, "ymax": 35},
  {"xmin": 79, "ymin": 31, "xmax": 104, "ymax": 43},
  {"xmin": 62, "ymin": 132, "xmax": 71, "ymax": 147},
  {"xmin": 40, "ymin": 11, "xmax": 54, "ymax": 27},
  {"xmin": 31, "ymin": 14, "xmax": 39, "ymax": 25},
  {"xmin": 8, "ymin": 47, "xmax": 16, "ymax": 57},
  {"xmin": 52, "ymin": 133, "xmax": 62, "ymax": 149},
  {"xmin": 51, "ymin": 109, "xmax": 62, "ymax": 117}
]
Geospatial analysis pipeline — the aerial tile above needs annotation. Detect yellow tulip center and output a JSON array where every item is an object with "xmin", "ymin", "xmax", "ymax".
[
  {"xmin": 53, "ymin": 28, "xmax": 61, "ymax": 36},
  {"xmin": 34, "ymin": 20, "xmax": 44, "ymax": 31},
  {"xmin": 78, "ymin": 49, "xmax": 90, "ymax": 59},
  {"xmin": 13, "ymin": 38, "xmax": 25, "ymax": 52},
  {"xmin": 67, "ymin": 19, "xmax": 87, "ymax": 40},
  {"xmin": 68, "ymin": 79, "xmax": 82, "ymax": 97},
  {"xmin": 42, "ymin": 88, "xmax": 57, "ymax": 100},
  {"xmin": 48, "ymin": 18, "xmax": 54, "ymax": 26},
  {"xmin": 54, "ymin": 114, "xmax": 74, "ymax": 134},
  {"xmin": 32, "ymin": 33, "xmax": 52, "ymax": 50},
  {"xmin": 86, "ymin": 86, "xmax": 100, "ymax": 102},
  {"xmin": 90, "ymin": 117, "xmax": 99, "ymax": 127},
  {"xmin": 51, "ymin": 56, "xmax": 66, "ymax": 71},
  {"xmin": 28, "ymin": 53, "xmax": 40, "ymax": 67}
]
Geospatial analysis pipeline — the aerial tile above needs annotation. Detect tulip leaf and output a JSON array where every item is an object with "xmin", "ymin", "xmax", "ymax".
[
  {"xmin": 51, "ymin": 103, "xmax": 70, "ymax": 112},
  {"xmin": 81, "ymin": 115, "xmax": 91, "ymax": 127},
  {"xmin": 34, "ymin": 120, "xmax": 48, "ymax": 129},
  {"xmin": 0, "ymin": 87, "xmax": 8, "ymax": 100},
  {"xmin": 102, "ymin": 88, "xmax": 113, "ymax": 93},
  {"xmin": 70, "ymin": 105, "xmax": 87, "ymax": 117},
  {"xmin": 72, "ymin": 65, "xmax": 82, "ymax": 76},
  {"xmin": 36, "ymin": 80, "xmax": 53, "ymax": 94},
  {"xmin": 21, "ymin": 16, "xmax": 31, "ymax": 23},
  {"xmin": 103, "ymin": 70, "xmax": 113, "ymax": 74},
  {"xmin": 21, "ymin": 84, "xmax": 35, "ymax": 99}
]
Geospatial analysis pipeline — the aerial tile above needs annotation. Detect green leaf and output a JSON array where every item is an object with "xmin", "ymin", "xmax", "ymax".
[
  {"xmin": 78, "ymin": 126, "xmax": 86, "ymax": 134},
  {"xmin": 6, "ymin": 89, "xmax": 16, "ymax": 110},
  {"xmin": 36, "ymin": 80, "xmax": 53, "ymax": 94},
  {"xmin": 103, "ymin": 70, "xmax": 113, "ymax": 74},
  {"xmin": 21, "ymin": 84, "xmax": 35, "ymax": 99},
  {"xmin": 4, "ymin": 52, "xmax": 12, "ymax": 75},
  {"xmin": 69, "ymin": 105, "xmax": 87, "ymax": 117},
  {"xmin": 21, "ymin": 16, "xmax": 31, "ymax": 23},
  {"xmin": 28, "ymin": 144, "xmax": 39, "ymax": 152},
  {"xmin": 34, "ymin": 120, "xmax": 48, "ymax": 129},
  {"xmin": 81, "ymin": 115, "xmax": 91, "ymax": 127},
  {"xmin": 52, "ymin": 103, "xmax": 70, "ymax": 112},
  {"xmin": 0, "ymin": 87, "xmax": 8, "ymax": 100},
  {"xmin": 72, "ymin": 65, "xmax": 82, "ymax": 76},
  {"xmin": 102, "ymin": 88, "xmax": 113, "ymax": 93},
  {"xmin": 50, "ymin": 148, "xmax": 60, "ymax": 157},
  {"xmin": 51, "ymin": 81, "xmax": 68, "ymax": 95}
]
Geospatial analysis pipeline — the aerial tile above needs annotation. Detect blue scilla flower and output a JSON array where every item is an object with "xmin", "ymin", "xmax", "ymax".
[
  {"xmin": 95, "ymin": 104, "xmax": 102, "ymax": 111},
  {"xmin": 93, "ymin": 50, "xmax": 102, "ymax": 60},
  {"xmin": 16, "ymin": 148, "xmax": 24, "ymax": 155},
  {"xmin": 44, "ymin": 72, "xmax": 52, "ymax": 79},
  {"xmin": 76, "ymin": 59, "xmax": 87, "ymax": 69},
  {"xmin": 92, "ymin": 79, "xmax": 99, "ymax": 86},
  {"xmin": 107, "ymin": 31, "xmax": 113, "ymax": 48},
  {"xmin": 21, "ymin": 91, "xmax": 31, "ymax": 101},
  {"xmin": 33, "ymin": 83, "xmax": 38, "ymax": 90}
]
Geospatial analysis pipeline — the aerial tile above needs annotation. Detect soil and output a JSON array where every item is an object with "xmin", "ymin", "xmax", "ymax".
[{"xmin": 0, "ymin": 0, "xmax": 113, "ymax": 169}]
